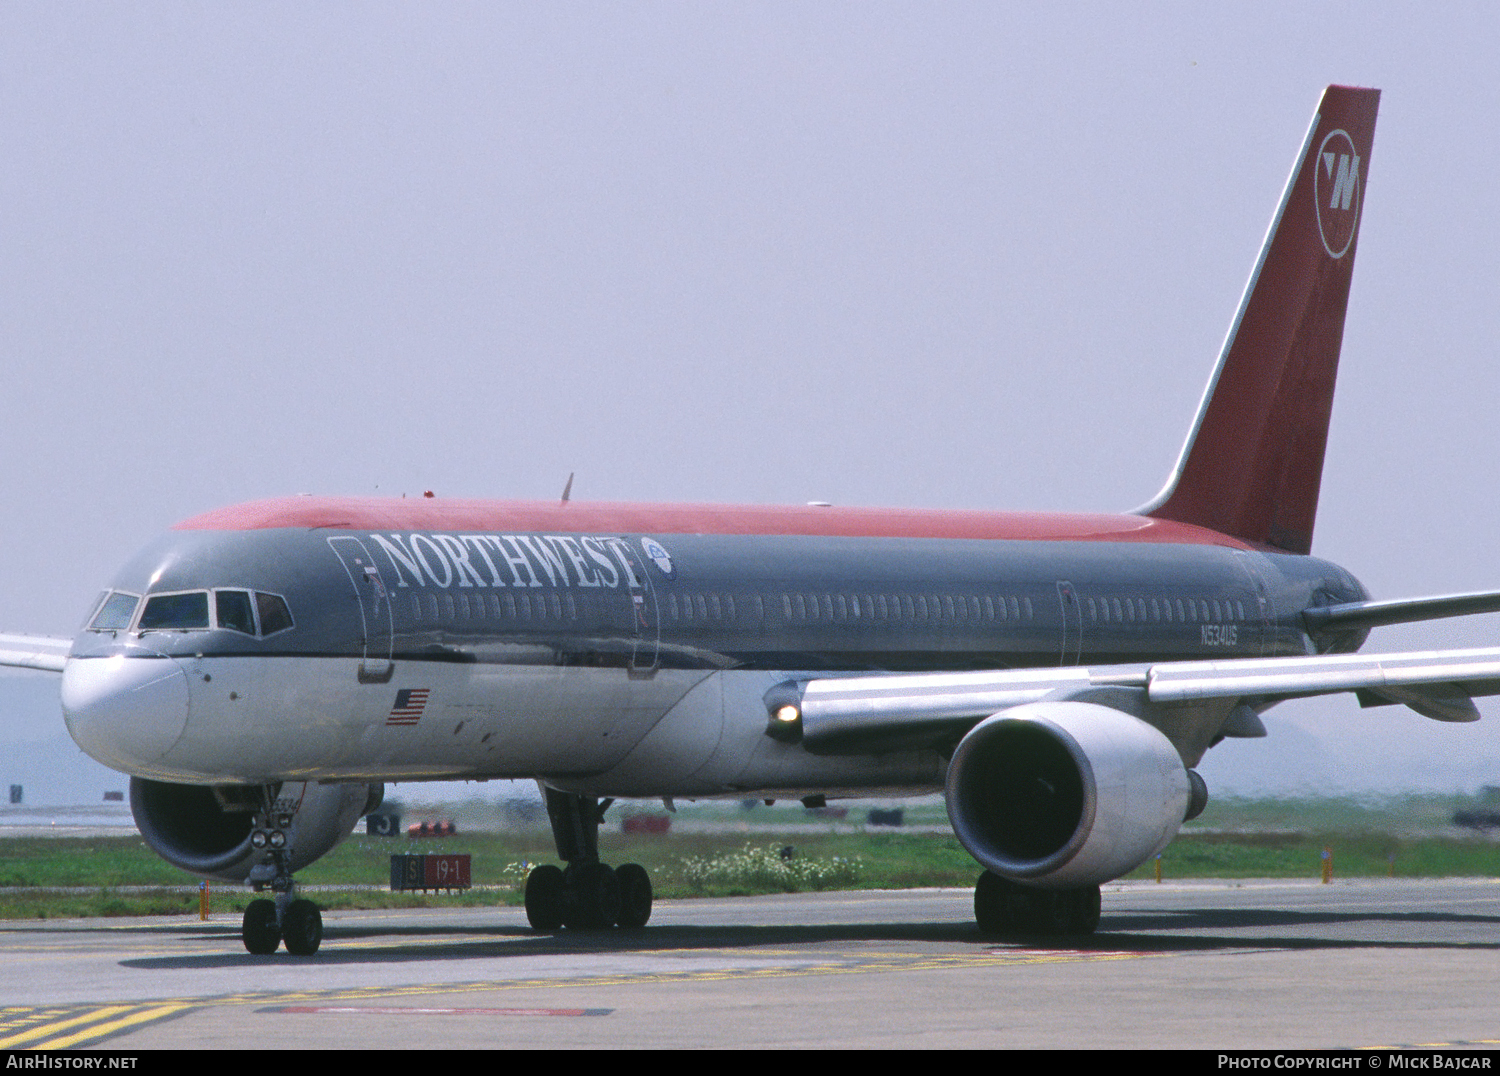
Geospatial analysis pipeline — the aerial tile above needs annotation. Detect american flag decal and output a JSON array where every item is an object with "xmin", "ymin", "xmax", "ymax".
[{"xmin": 388, "ymin": 688, "xmax": 430, "ymax": 726}]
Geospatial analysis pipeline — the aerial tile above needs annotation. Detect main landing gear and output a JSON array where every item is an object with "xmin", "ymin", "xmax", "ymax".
[
  {"xmin": 973, "ymin": 872, "xmax": 1101, "ymax": 937},
  {"xmin": 239, "ymin": 795, "xmax": 323, "ymax": 956},
  {"xmin": 524, "ymin": 789, "xmax": 654, "ymax": 932}
]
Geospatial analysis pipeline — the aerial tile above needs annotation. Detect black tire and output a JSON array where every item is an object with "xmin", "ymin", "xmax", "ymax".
[
  {"xmin": 1020, "ymin": 888, "xmax": 1072, "ymax": 935},
  {"xmin": 242, "ymin": 898, "xmax": 280, "ymax": 955},
  {"xmin": 282, "ymin": 899, "xmax": 323, "ymax": 956},
  {"xmin": 561, "ymin": 862, "xmax": 621, "ymax": 930},
  {"xmin": 1063, "ymin": 885, "xmax": 1101, "ymax": 935},
  {"xmin": 616, "ymin": 863, "xmax": 653, "ymax": 929},
  {"xmin": 524, "ymin": 864, "xmax": 566, "ymax": 931},
  {"xmin": 973, "ymin": 872, "xmax": 1013, "ymax": 935}
]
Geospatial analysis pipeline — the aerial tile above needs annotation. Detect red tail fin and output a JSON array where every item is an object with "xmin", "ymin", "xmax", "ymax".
[{"xmin": 1141, "ymin": 85, "xmax": 1380, "ymax": 555}]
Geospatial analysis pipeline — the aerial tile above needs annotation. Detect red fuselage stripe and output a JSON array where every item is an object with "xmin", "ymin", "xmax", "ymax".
[{"xmin": 173, "ymin": 497, "xmax": 1251, "ymax": 548}]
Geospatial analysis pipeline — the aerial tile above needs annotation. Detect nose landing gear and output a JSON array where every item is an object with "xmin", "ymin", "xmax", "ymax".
[
  {"xmin": 239, "ymin": 794, "xmax": 323, "ymax": 955},
  {"xmin": 241, "ymin": 892, "xmax": 322, "ymax": 956},
  {"xmin": 524, "ymin": 789, "xmax": 654, "ymax": 932}
]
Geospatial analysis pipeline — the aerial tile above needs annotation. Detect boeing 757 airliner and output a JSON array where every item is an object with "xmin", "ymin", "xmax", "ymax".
[{"xmin": 7, "ymin": 84, "xmax": 1500, "ymax": 955}]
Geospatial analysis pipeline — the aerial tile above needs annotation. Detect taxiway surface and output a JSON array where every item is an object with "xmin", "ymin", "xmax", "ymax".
[{"xmin": 2, "ymin": 879, "xmax": 1498, "ymax": 1049}]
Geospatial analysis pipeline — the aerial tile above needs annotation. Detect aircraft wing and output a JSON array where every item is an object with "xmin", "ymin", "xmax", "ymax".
[
  {"xmin": 0, "ymin": 634, "xmax": 71, "ymax": 673},
  {"xmin": 788, "ymin": 646, "xmax": 1500, "ymax": 753}
]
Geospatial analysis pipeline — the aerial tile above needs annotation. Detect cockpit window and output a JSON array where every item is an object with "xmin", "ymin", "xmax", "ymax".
[
  {"xmin": 89, "ymin": 591, "xmax": 140, "ymax": 631},
  {"xmin": 215, "ymin": 590, "xmax": 257, "ymax": 636},
  {"xmin": 139, "ymin": 591, "xmax": 211, "ymax": 631},
  {"xmin": 255, "ymin": 592, "xmax": 294, "ymax": 636}
]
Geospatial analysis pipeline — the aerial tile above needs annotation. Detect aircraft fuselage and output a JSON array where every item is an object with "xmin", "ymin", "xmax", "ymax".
[{"xmin": 61, "ymin": 498, "xmax": 1367, "ymax": 796}]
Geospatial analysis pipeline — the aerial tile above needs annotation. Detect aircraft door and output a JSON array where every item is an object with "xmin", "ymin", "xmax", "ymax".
[
  {"xmin": 1231, "ymin": 552, "xmax": 1275, "ymax": 656},
  {"xmin": 603, "ymin": 537, "xmax": 660, "ymax": 672},
  {"xmin": 1057, "ymin": 580, "xmax": 1083, "ymax": 665},
  {"xmin": 327, "ymin": 536, "xmax": 396, "ymax": 683}
]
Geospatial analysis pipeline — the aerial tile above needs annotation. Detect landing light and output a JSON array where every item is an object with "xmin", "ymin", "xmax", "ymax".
[{"xmin": 765, "ymin": 702, "xmax": 803, "ymax": 743}]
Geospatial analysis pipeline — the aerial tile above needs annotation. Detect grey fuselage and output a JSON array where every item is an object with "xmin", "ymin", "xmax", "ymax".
[{"xmin": 61, "ymin": 516, "xmax": 1367, "ymax": 797}]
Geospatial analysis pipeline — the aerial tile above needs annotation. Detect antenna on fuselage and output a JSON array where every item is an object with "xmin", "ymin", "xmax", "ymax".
[{"xmin": 560, "ymin": 472, "xmax": 575, "ymax": 504}]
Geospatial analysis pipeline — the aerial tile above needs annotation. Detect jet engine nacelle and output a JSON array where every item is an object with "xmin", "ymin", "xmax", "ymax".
[
  {"xmin": 130, "ymin": 777, "xmax": 379, "ymax": 882},
  {"xmin": 945, "ymin": 701, "xmax": 1190, "ymax": 889}
]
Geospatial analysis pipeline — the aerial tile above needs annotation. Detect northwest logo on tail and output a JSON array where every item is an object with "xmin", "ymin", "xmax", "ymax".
[{"xmin": 1314, "ymin": 128, "xmax": 1362, "ymax": 258}]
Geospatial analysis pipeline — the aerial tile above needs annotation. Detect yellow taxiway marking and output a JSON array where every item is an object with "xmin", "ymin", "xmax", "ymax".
[
  {"xmin": 0, "ymin": 1003, "xmax": 189, "ymax": 1050},
  {"xmin": 0, "ymin": 946, "xmax": 1162, "ymax": 1046}
]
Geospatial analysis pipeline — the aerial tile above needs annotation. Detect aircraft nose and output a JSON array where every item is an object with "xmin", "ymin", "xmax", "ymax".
[{"xmin": 62, "ymin": 655, "xmax": 190, "ymax": 774}]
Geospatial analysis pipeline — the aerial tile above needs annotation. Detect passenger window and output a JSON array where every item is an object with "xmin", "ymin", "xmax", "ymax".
[
  {"xmin": 90, "ymin": 591, "xmax": 140, "ymax": 632},
  {"xmin": 215, "ymin": 591, "xmax": 257, "ymax": 635},
  {"xmin": 139, "ymin": 591, "xmax": 210, "ymax": 631},
  {"xmin": 255, "ymin": 592, "xmax": 295, "ymax": 635}
]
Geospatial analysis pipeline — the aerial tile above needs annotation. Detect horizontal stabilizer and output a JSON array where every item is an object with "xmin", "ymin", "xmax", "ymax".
[
  {"xmin": 1303, "ymin": 589, "xmax": 1500, "ymax": 634},
  {"xmin": 0, "ymin": 634, "xmax": 70, "ymax": 673}
]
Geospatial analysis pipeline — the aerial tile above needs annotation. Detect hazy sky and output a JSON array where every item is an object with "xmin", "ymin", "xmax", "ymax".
[{"xmin": 3, "ymin": 3, "xmax": 1499, "ymax": 798}]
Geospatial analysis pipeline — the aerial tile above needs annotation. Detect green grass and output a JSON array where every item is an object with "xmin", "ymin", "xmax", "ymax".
[{"xmin": 3, "ymin": 792, "xmax": 1499, "ymax": 919}]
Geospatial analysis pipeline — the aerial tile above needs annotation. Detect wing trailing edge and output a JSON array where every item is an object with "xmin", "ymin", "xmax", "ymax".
[{"xmin": 782, "ymin": 645, "xmax": 1500, "ymax": 754}]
